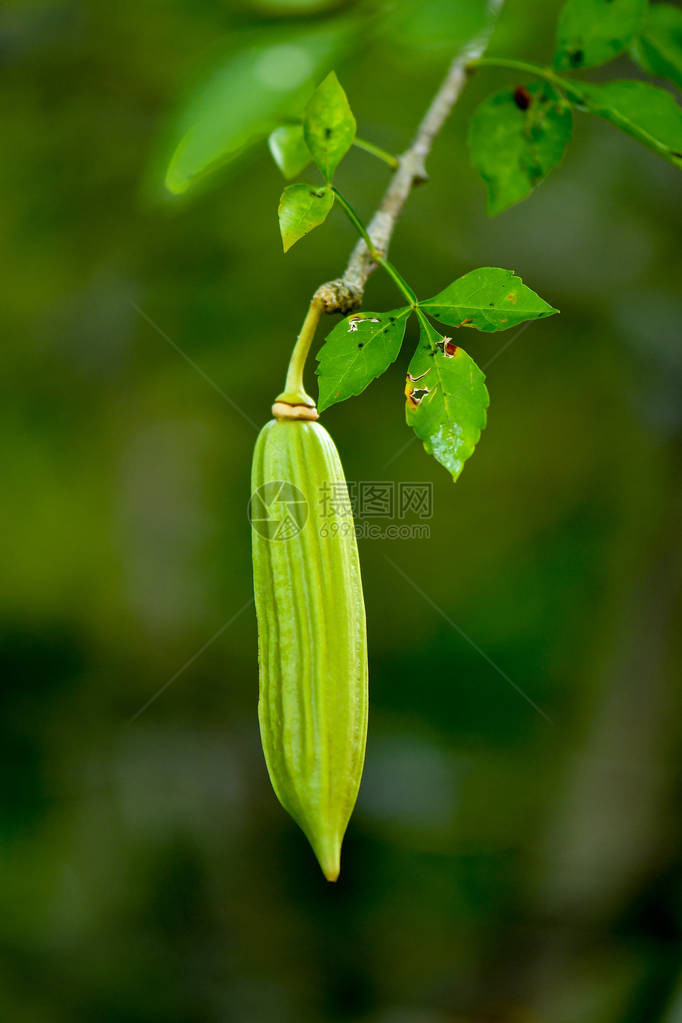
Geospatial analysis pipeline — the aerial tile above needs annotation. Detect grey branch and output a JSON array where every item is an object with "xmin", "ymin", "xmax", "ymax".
[{"xmin": 313, "ymin": 14, "xmax": 500, "ymax": 316}]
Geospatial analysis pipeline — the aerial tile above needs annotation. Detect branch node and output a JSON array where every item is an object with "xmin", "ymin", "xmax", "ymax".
[
  {"xmin": 313, "ymin": 279, "xmax": 362, "ymax": 315},
  {"xmin": 312, "ymin": 21, "xmax": 496, "ymax": 313}
]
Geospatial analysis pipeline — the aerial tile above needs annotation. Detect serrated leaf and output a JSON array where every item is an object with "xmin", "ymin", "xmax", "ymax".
[
  {"xmin": 574, "ymin": 79, "xmax": 682, "ymax": 168},
  {"xmin": 303, "ymin": 71, "xmax": 356, "ymax": 181},
  {"xmin": 631, "ymin": 3, "xmax": 682, "ymax": 91},
  {"xmin": 278, "ymin": 184, "xmax": 334, "ymax": 252},
  {"xmin": 406, "ymin": 319, "xmax": 489, "ymax": 482},
  {"xmin": 316, "ymin": 308, "xmax": 411, "ymax": 411},
  {"xmin": 554, "ymin": 0, "xmax": 647, "ymax": 69},
  {"xmin": 164, "ymin": 21, "xmax": 354, "ymax": 195},
  {"xmin": 468, "ymin": 83, "xmax": 572, "ymax": 215},
  {"xmin": 421, "ymin": 268, "xmax": 558, "ymax": 332},
  {"xmin": 268, "ymin": 124, "xmax": 312, "ymax": 179}
]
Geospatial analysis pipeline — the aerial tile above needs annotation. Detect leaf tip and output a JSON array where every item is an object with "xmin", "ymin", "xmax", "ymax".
[{"xmin": 164, "ymin": 159, "xmax": 189, "ymax": 196}]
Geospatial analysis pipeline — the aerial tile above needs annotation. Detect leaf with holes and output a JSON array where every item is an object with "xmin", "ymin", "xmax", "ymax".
[
  {"xmin": 421, "ymin": 268, "xmax": 558, "ymax": 332},
  {"xmin": 278, "ymin": 184, "xmax": 334, "ymax": 252},
  {"xmin": 303, "ymin": 71, "xmax": 356, "ymax": 181},
  {"xmin": 269, "ymin": 124, "xmax": 312, "ymax": 179},
  {"xmin": 554, "ymin": 0, "xmax": 647, "ymax": 70},
  {"xmin": 631, "ymin": 3, "xmax": 682, "ymax": 90},
  {"xmin": 468, "ymin": 82, "xmax": 572, "ymax": 215},
  {"xmin": 316, "ymin": 308, "xmax": 412, "ymax": 411},
  {"xmin": 574, "ymin": 79, "xmax": 682, "ymax": 169},
  {"xmin": 405, "ymin": 319, "xmax": 488, "ymax": 482}
]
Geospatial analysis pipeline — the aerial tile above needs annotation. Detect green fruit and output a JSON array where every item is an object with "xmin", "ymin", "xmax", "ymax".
[{"xmin": 251, "ymin": 417, "xmax": 368, "ymax": 881}]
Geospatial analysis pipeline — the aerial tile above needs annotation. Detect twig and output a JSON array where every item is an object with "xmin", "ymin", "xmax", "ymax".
[{"xmin": 313, "ymin": 8, "xmax": 501, "ymax": 315}]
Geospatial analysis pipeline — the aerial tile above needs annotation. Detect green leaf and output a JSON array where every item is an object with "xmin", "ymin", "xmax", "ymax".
[
  {"xmin": 554, "ymin": 0, "xmax": 647, "ymax": 69},
  {"xmin": 574, "ymin": 79, "xmax": 682, "ymax": 168},
  {"xmin": 631, "ymin": 3, "xmax": 682, "ymax": 91},
  {"xmin": 278, "ymin": 184, "xmax": 334, "ymax": 252},
  {"xmin": 165, "ymin": 21, "xmax": 355, "ymax": 195},
  {"xmin": 251, "ymin": 0, "xmax": 341, "ymax": 10},
  {"xmin": 386, "ymin": 0, "xmax": 503, "ymax": 63},
  {"xmin": 468, "ymin": 82, "xmax": 572, "ymax": 215},
  {"xmin": 316, "ymin": 308, "xmax": 411, "ymax": 411},
  {"xmin": 303, "ymin": 71, "xmax": 356, "ymax": 181},
  {"xmin": 406, "ymin": 319, "xmax": 489, "ymax": 483},
  {"xmin": 421, "ymin": 268, "xmax": 558, "ymax": 332},
  {"xmin": 268, "ymin": 124, "xmax": 312, "ymax": 179}
]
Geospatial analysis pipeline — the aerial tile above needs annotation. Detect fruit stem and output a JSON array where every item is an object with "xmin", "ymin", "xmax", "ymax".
[{"xmin": 276, "ymin": 297, "xmax": 324, "ymax": 410}]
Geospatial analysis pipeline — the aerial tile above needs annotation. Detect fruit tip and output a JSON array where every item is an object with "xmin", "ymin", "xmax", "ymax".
[{"xmin": 314, "ymin": 845, "xmax": 341, "ymax": 882}]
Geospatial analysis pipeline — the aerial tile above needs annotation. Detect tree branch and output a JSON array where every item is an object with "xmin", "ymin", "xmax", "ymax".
[{"xmin": 313, "ymin": 16, "xmax": 500, "ymax": 315}]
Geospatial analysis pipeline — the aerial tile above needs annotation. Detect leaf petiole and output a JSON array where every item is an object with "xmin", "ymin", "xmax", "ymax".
[
  {"xmin": 469, "ymin": 57, "xmax": 585, "ymax": 104},
  {"xmin": 332, "ymin": 188, "xmax": 418, "ymax": 307},
  {"xmin": 379, "ymin": 258, "xmax": 417, "ymax": 306},
  {"xmin": 331, "ymin": 187, "xmax": 379, "ymax": 256},
  {"xmin": 414, "ymin": 306, "xmax": 432, "ymax": 335},
  {"xmin": 352, "ymin": 137, "xmax": 400, "ymax": 169}
]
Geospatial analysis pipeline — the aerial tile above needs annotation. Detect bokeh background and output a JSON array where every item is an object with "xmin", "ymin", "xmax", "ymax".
[{"xmin": 2, "ymin": 0, "xmax": 682, "ymax": 1019}]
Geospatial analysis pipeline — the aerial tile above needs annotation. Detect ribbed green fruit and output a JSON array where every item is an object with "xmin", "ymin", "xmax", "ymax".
[{"xmin": 251, "ymin": 418, "xmax": 368, "ymax": 881}]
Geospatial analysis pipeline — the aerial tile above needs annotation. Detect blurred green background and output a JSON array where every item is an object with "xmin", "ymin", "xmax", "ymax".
[{"xmin": 2, "ymin": 1, "xmax": 682, "ymax": 1020}]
